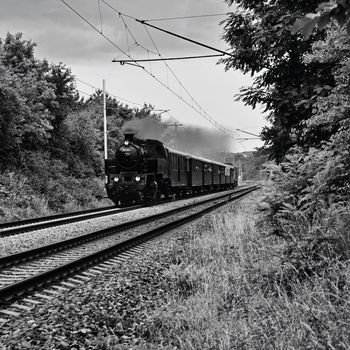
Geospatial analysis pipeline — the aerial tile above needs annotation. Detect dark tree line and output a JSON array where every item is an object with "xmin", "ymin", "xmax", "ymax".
[
  {"xmin": 221, "ymin": 0, "xmax": 336, "ymax": 162},
  {"xmin": 0, "ymin": 33, "xmax": 162, "ymax": 218}
]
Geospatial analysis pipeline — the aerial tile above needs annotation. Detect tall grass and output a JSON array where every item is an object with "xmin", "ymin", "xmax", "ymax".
[
  {"xmin": 0, "ymin": 171, "xmax": 111, "ymax": 222},
  {"xmin": 144, "ymin": 194, "xmax": 350, "ymax": 349}
]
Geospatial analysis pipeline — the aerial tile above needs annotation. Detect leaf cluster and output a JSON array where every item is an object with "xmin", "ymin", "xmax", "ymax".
[
  {"xmin": 222, "ymin": 1, "xmax": 334, "ymax": 161},
  {"xmin": 292, "ymin": 0, "xmax": 350, "ymax": 39}
]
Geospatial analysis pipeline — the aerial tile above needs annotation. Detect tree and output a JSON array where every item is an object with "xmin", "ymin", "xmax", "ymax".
[
  {"xmin": 64, "ymin": 107, "xmax": 102, "ymax": 176},
  {"xmin": 221, "ymin": 1, "xmax": 333, "ymax": 161},
  {"xmin": 292, "ymin": 1, "xmax": 350, "ymax": 39},
  {"xmin": 46, "ymin": 62, "xmax": 79, "ymax": 154},
  {"xmin": 0, "ymin": 33, "xmax": 55, "ymax": 169}
]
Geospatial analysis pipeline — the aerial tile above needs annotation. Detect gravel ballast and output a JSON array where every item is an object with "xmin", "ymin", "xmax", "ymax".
[
  {"xmin": 0, "ymin": 216, "xmax": 207, "ymax": 349},
  {"xmin": 0, "ymin": 190, "xmax": 236, "ymax": 257}
]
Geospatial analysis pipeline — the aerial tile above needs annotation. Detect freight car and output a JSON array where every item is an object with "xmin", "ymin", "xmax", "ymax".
[{"xmin": 105, "ymin": 131, "xmax": 238, "ymax": 206}]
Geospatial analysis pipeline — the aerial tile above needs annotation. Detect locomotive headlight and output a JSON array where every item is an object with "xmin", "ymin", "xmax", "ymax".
[
  {"xmin": 135, "ymin": 176, "xmax": 141, "ymax": 182},
  {"xmin": 124, "ymin": 140, "xmax": 130, "ymax": 146},
  {"xmin": 114, "ymin": 176, "xmax": 120, "ymax": 182}
]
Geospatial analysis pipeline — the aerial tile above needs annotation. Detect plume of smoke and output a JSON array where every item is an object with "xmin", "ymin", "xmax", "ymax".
[
  {"xmin": 122, "ymin": 118, "xmax": 233, "ymax": 161},
  {"xmin": 122, "ymin": 117, "xmax": 165, "ymax": 140},
  {"xmin": 165, "ymin": 125, "xmax": 232, "ymax": 159}
]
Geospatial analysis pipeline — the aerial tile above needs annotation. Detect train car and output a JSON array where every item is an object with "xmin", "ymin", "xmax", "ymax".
[{"xmin": 105, "ymin": 131, "xmax": 238, "ymax": 206}]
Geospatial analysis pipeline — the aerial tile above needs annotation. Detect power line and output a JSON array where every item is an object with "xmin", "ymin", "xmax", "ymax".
[
  {"xmin": 60, "ymin": 0, "xmax": 235, "ymax": 139},
  {"xmin": 76, "ymin": 78, "xmax": 179, "ymax": 122},
  {"xmin": 100, "ymin": 0, "xmax": 137, "ymax": 20},
  {"xmin": 143, "ymin": 14, "xmax": 227, "ymax": 22},
  {"xmin": 97, "ymin": 0, "xmax": 103, "ymax": 33},
  {"xmin": 77, "ymin": 89, "xmax": 94, "ymax": 97},
  {"xmin": 106, "ymin": 0, "xmax": 235, "ymax": 138},
  {"xmin": 113, "ymin": 54, "xmax": 224, "ymax": 64},
  {"xmin": 101, "ymin": 0, "xmax": 231, "ymax": 58},
  {"xmin": 235, "ymin": 129, "xmax": 260, "ymax": 138},
  {"xmin": 76, "ymin": 78, "xmax": 144, "ymax": 107},
  {"xmin": 61, "ymin": 0, "xmax": 131, "ymax": 55},
  {"xmin": 141, "ymin": 23, "xmax": 235, "ymax": 138},
  {"xmin": 136, "ymin": 19, "xmax": 233, "ymax": 57}
]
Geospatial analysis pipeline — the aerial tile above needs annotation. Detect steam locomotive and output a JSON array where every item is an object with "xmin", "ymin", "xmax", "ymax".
[{"xmin": 105, "ymin": 131, "xmax": 238, "ymax": 206}]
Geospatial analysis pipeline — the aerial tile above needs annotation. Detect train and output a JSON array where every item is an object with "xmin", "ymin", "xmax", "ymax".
[{"xmin": 105, "ymin": 130, "xmax": 239, "ymax": 206}]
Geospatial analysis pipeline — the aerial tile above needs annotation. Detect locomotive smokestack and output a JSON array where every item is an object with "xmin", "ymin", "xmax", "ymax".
[{"xmin": 123, "ymin": 128, "xmax": 136, "ymax": 143}]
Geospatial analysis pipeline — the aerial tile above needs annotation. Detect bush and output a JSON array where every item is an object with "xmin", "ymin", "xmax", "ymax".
[
  {"xmin": 260, "ymin": 136, "xmax": 350, "ymax": 281},
  {"xmin": 0, "ymin": 171, "xmax": 53, "ymax": 222}
]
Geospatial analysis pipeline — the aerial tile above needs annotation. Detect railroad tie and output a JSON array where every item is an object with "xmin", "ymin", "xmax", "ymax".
[
  {"xmin": 34, "ymin": 293, "xmax": 53, "ymax": 300},
  {"xmin": 22, "ymin": 298, "xmax": 42, "ymax": 304},
  {"xmin": 0, "ymin": 309, "xmax": 21, "ymax": 317},
  {"xmin": 60, "ymin": 281, "xmax": 76, "ymax": 288},
  {"xmin": 11, "ymin": 303, "xmax": 32, "ymax": 311},
  {"xmin": 51, "ymin": 285, "xmax": 70, "ymax": 291}
]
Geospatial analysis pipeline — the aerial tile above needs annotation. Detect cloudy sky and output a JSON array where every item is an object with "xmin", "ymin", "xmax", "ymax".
[{"xmin": 0, "ymin": 0, "xmax": 267, "ymax": 152}]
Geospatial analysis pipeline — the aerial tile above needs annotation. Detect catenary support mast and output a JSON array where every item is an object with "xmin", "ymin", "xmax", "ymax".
[{"xmin": 103, "ymin": 79, "xmax": 107, "ymax": 160}]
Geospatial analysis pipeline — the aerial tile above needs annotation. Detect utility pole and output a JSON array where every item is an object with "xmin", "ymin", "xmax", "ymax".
[
  {"xmin": 103, "ymin": 79, "xmax": 107, "ymax": 160},
  {"xmin": 238, "ymin": 159, "xmax": 243, "ymax": 183},
  {"xmin": 167, "ymin": 121, "xmax": 183, "ymax": 148}
]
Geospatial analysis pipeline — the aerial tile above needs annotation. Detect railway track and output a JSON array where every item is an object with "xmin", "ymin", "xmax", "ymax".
[
  {"xmin": 0, "ymin": 187, "xmax": 248, "ymax": 237},
  {"xmin": 0, "ymin": 185, "xmax": 258, "ymax": 309},
  {"xmin": 0, "ymin": 205, "xmax": 143, "ymax": 237}
]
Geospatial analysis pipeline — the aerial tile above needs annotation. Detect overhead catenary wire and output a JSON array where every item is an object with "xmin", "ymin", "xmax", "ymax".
[
  {"xmin": 141, "ymin": 23, "xmax": 235, "ymax": 137},
  {"xmin": 142, "ymin": 13, "xmax": 227, "ymax": 22},
  {"xmin": 113, "ymin": 54, "xmax": 224, "ymax": 63},
  {"xmin": 100, "ymin": 0, "xmax": 231, "ymax": 56},
  {"xmin": 60, "ymin": 0, "xmax": 236, "ymax": 139},
  {"xmin": 76, "ymin": 78, "xmax": 144, "ymax": 107},
  {"xmin": 136, "ymin": 20, "xmax": 233, "ymax": 57},
  {"xmin": 235, "ymin": 129, "xmax": 260, "ymax": 138},
  {"xmin": 97, "ymin": 0, "xmax": 103, "ymax": 33},
  {"xmin": 76, "ymin": 78, "xmax": 180, "ymax": 122},
  {"xmin": 99, "ymin": 3, "xmax": 230, "ymax": 134},
  {"xmin": 111, "ymin": 14, "xmax": 161, "ymax": 61},
  {"xmin": 77, "ymin": 89, "xmax": 94, "ymax": 97}
]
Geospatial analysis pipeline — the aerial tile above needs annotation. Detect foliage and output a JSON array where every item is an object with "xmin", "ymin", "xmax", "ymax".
[
  {"xmin": 222, "ymin": 0, "xmax": 334, "ymax": 161},
  {"xmin": 0, "ymin": 32, "xmax": 164, "ymax": 221},
  {"xmin": 261, "ymin": 142, "xmax": 350, "ymax": 274},
  {"xmin": 0, "ymin": 171, "xmax": 53, "ymax": 221},
  {"xmin": 292, "ymin": 0, "xmax": 350, "ymax": 39},
  {"xmin": 0, "ymin": 33, "xmax": 55, "ymax": 168},
  {"xmin": 259, "ymin": 23, "xmax": 350, "ymax": 273},
  {"xmin": 302, "ymin": 27, "xmax": 350, "ymax": 144}
]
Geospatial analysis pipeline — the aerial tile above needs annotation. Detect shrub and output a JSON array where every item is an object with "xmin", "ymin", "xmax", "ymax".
[{"xmin": 260, "ymin": 135, "xmax": 350, "ymax": 281}]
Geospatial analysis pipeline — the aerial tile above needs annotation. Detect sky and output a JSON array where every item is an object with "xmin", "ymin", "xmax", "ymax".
[{"xmin": 0, "ymin": 0, "xmax": 268, "ymax": 152}]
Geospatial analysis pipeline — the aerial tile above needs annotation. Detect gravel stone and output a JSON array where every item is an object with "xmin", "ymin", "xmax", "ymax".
[
  {"xmin": 0, "ymin": 203, "xmax": 221, "ymax": 349},
  {"xmin": 0, "ymin": 190, "xmax": 235, "ymax": 257}
]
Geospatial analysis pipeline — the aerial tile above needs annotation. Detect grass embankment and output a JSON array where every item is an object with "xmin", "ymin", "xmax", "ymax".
[
  {"xmin": 145, "ymin": 191, "xmax": 350, "ymax": 349},
  {"xmin": 0, "ymin": 171, "xmax": 111, "ymax": 223}
]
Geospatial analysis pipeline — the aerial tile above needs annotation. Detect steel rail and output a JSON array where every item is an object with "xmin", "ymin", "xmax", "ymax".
[
  {"xmin": 0, "ymin": 187, "xmax": 248, "ymax": 237},
  {"xmin": 0, "ymin": 205, "xmax": 141, "ymax": 237},
  {"xmin": 0, "ymin": 205, "xmax": 117, "ymax": 229},
  {"xmin": 0, "ymin": 187, "xmax": 254, "ymax": 268},
  {"xmin": 0, "ymin": 186, "xmax": 258, "ymax": 302}
]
